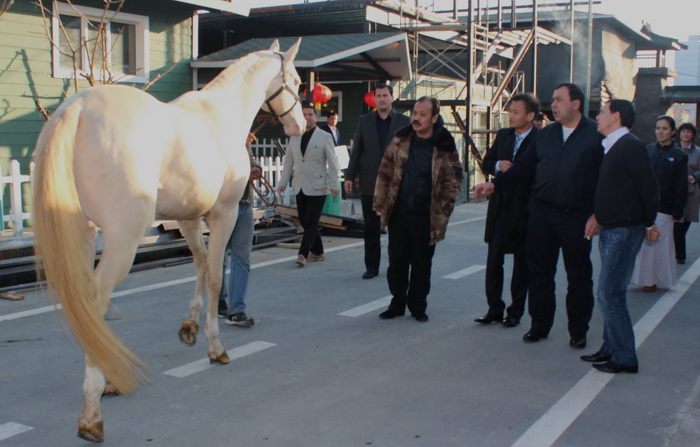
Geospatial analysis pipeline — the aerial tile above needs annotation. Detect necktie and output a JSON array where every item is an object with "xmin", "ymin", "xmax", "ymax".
[{"xmin": 513, "ymin": 134, "xmax": 524, "ymax": 159}]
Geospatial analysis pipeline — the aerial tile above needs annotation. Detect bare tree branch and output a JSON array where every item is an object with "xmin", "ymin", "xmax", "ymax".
[{"xmin": 0, "ymin": 0, "xmax": 14, "ymax": 18}]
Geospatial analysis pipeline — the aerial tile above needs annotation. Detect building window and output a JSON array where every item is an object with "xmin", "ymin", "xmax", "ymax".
[
  {"xmin": 52, "ymin": 2, "xmax": 149, "ymax": 83},
  {"xmin": 317, "ymin": 91, "xmax": 343, "ymax": 122}
]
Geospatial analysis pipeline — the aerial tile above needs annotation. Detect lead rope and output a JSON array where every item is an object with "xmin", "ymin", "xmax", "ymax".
[{"xmin": 248, "ymin": 116, "xmax": 279, "ymax": 206}]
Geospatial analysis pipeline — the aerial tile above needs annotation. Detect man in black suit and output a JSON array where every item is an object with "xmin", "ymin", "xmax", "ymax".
[
  {"xmin": 320, "ymin": 110, "xmax": 341, "ymax": 145},
  {"xmin": 344, "ymin": 84, "xmax": 410, "ymax": 279},
  {"xmin": 580, "ymin": 99, "xmax": 659, "ymax": 374},
  {"xmin": 475, "ymin": 83, "xmax": 604, "ymax": 349},
  {"xmin": 476, "ymin": 93, "xmax": 539, "ymax": 328}
]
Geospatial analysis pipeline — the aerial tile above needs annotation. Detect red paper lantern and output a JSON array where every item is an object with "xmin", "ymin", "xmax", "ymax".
[
  {"xmin": 312, "ymin": 83, "xmax": 332, "ymax": 104},
  {"xmin": 364, "ymin": 91, "xmax": 376, "ymax": 108}
]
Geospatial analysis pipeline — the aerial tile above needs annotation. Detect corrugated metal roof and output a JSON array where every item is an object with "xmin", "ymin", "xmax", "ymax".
[
  {"xmin": 193, "ymin": 32, "xmax": 412, "ymax": 81},
  {"xmin": 170, "ymin": 0, "xmax": 249, "ymax": 16}
]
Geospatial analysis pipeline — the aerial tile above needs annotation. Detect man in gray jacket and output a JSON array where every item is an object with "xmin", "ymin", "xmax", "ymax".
[
  {"xmin": 344, "ymin": 84, "xmax": 410, "ymax": 279},
  {"xmin": 279, "ymin": 104, "xmax": 339, "ymax": 267}
]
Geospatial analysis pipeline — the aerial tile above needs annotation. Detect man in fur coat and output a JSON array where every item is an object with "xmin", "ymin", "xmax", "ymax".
[{"xmin": 373, "ymin": 97, "xmax": 463, "ymax": 322}]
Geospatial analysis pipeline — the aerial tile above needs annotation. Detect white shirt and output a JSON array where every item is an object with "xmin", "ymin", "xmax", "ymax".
[
  {"xmin": 495, "ymin": 126, "xmax": 534, "ymax": 174},
  {"xmin": 562, "ymin": 126, "xmax": 576, "ymax": 142},
  {"xmin": 602, "ymin": 127, "xmax": 630, "ymax": 155}
]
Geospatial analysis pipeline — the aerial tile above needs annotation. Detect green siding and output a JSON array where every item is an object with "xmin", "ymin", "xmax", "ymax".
[{"xmin": 0, "ymin": 0, "xmax": 198, "ymax": 223}]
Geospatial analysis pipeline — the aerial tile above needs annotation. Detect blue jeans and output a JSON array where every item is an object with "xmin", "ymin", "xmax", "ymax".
[
  {"xmin": 219, "ymin": 203, "xmax": 254, "ymax": 314},
  {"xmin": 596, "ymin": 225, "xmax": 646, "ymax": 366}
]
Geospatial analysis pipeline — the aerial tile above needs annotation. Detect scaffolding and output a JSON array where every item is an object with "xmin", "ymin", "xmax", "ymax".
[{"xmin": 373, "ymin": 0, "xmax": 591, "ymax": 192}]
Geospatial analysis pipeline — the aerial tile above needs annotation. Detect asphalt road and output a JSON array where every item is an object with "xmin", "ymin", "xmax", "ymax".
[{"xmin": 1, "ymin": 202, "xmax": 699, "ymax": 447}]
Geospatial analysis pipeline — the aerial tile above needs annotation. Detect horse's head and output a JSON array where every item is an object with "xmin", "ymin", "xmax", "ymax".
[{"xmin": 261, "ymin": 39, "xmax": 305, "ymax": 137}]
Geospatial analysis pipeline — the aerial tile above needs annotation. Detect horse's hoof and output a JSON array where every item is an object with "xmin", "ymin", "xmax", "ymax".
[
  {"xmin": 178, "ymin": 320, "xmax": 199, "ymax": 346},
  {"xmin": 78, "ymin": 421, "xmax": 104, "ymax": 443},
  {"xmin": 103, "ymin": 382, "xmax": 121, "ymax": 396},
  {"xmin": 209, "ymin": 350, "xmax": 230, "ymax": 364}
]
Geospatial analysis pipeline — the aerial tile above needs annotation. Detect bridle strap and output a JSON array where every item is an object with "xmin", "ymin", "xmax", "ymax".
[{"xmin": 264, "ymin": 53, "xmax": 299, "ymax": 119}]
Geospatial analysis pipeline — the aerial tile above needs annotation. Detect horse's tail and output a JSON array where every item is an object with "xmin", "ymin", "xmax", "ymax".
[{"xmin": 33, "ymin": 100, "xmax": 148, "ymax": 395}]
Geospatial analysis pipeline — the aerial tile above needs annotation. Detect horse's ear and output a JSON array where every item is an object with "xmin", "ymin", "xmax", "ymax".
[
  {"xmin": 269, "ymin": 39, "xmax": 280, "ymax": 53},
  {"xmin": 284, "ymin": 38, "xmax": 301, "ymax": 62}
]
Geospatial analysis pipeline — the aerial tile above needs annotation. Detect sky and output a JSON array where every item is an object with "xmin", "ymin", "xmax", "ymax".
[{"xmin": 239, "ymin": 0, "xmax": 696, "ymax": 42}]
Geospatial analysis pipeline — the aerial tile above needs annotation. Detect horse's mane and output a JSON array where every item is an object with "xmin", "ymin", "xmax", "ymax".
[{"xmin": 201, "ymin": 50, "xmax": 277, "ymax": 92}]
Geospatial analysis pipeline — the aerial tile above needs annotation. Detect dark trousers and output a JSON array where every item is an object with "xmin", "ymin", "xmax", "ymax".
[
  {"xmin": 361, "ymin": 194, "xmax": 382, "ymax": 272},
  {"xmin": 673, "ymin": 221, "xmax": 692, "ymax": 262},
  {"xmin": 386, "ymin": 210, "xmax": 436, "ymax": 315},
  {"xmin": 296, "ymin": 192, "xmax": 326, "ymax": 257},
  {"xmin": 485, "ymin": 205, "xmax": 529, "ymax": 319},
  {"xmin": 526, "ymin": 198, "xmax": 594, "ymax": 338}
]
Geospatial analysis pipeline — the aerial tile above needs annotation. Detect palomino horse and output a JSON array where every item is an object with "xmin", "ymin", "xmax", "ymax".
[{"xmin": 32, "ymin": 39, "xmax": 304, "ymax": 442}]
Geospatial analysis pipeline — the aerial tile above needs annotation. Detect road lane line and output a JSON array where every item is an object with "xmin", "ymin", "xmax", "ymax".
[
  {"xmin": 1, "ymin": 216, "xmax": 487, "ymax": 323},
  {"xmin": 0, "ymin": 422, "xmax": 33, "ymax": 441},
  {"xmin": 162, "ymin": 341, "xmax": 276, "ymax": 378},
  {"xmin": 0, "ymin": 241, "xmax": 367, "ymax": 323},
  {"xmin": 511, "ymin": 258, "xmax": 700, "ymax": 447},
  {"xmin": 443, "ymin": 265, "xmax": 486, "ymax": 279},
  {"xmin": 338, "ymin": 296, "xmax": 392, "ymax": 317}
]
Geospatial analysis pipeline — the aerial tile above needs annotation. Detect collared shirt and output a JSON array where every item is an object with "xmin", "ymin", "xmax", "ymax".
[
  {"xmin": 513, "ymin": 126, "xmax": 533, "ymax": 157},
  {"xmin": 495, "ymin": 126, "xmax": 533, "ymax": 174},
  {"xmin": 328, "ymin": 126, "xmax": 339, "ymax": 145},
  {"xmin": 376, "ymin": 109, "xmax": 394, "ymax": 150},
  {"xmin": 602, "ymin": 126, "xmax": 630, "ymax": 154},
  {"xmin": 300, "ymin": 126, "xmax": 315, "ymax": 156}
]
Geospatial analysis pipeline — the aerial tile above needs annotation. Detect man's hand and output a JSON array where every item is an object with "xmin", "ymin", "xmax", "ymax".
[
  {"xmin": 584, "ymin": 214, "xmax": 600, "ymax": 240},
  {"xmin": 499, "ymin": 160, "xmax": 513, "ymax": 172},
  {"xmin": 330, "ymin": 189, "xmax": 338, "ymax": 199},
  {"xmin": 344, "ymin": 180, "xmax": 353, "ymax": 195},
  {"xmin": 646, "ymin": 224, "xmax": 660, "ymax": 242},
  {"xmin": 474, "ymin": 182, "xmax": 495, "ymax": 200},
  {"xmin": 246, "ymin": 132, "xmax": 257, "ymax": 146},
  {"xmin": 278, "ymin": 185, "xmax": 286, "ymax": 193}
]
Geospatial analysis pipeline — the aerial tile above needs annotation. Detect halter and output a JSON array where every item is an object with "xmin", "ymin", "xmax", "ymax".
[{"xmin": 263, "ymin": 53, "xmax": 300, "ymax": 120}]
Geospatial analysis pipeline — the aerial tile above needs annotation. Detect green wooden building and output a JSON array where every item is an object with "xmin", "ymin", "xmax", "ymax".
[{"xmin": 0, "ymin": 0, "xmax": 248, "ymax": 230}]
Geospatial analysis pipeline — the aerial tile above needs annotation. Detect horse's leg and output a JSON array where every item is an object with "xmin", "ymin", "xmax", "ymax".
[
  {"xmin": 201, "ymin": 207, "xmax": 237, "ymax": 364},
  {"xmin": 177, "ymin": 219, "xmax": 209, "ymax": 346},
  {"xmin": 78, "ymin": 222, "xmax": 146, "ymax": 442}
]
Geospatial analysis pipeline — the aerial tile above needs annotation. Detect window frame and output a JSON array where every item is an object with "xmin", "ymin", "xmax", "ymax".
[{"xmin": 51, "ymin": 2, "xmax": 150, "ymax": 83}]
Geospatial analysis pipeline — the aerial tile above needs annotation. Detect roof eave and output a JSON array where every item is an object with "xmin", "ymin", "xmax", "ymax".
[{"xmin": 171, "ymin": 0, "xmax": 249, "ymax": 16}]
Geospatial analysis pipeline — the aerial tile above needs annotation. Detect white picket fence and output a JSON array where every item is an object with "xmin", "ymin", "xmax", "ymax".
[
  {"xmin": 1, "ymin": 160, "xmax": 33, "ymax": 236},
  {"xmin": 1, "ymin": 149, "xmax": 291, "ymax": 237}
]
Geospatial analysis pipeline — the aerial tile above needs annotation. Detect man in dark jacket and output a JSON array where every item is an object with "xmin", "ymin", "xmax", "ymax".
[
  {"xmin": 476, "ymin": 93, "xmax": 539, "ymax": 328},
  {"xmin": 344, "ymin": 84, "xmax": 410, "ymax": 279},
  {"xmin": 373, "ymin": 97, "xmax": 463, "ymax": 322},
  {"xmin": 580, "ymin": 99, "xmax": 659, "ymax": 374},
  {"xmin": 475, "ymin": 83, "xmax": 604, "ymax": 348},
  {"xmin": 319, "ymin": 110, "xmax": 340, "ymax": 145}
]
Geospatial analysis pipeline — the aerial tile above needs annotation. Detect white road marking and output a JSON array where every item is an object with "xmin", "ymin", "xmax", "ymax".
[
  {"xmin": 511, "ymin": 258, "xmax": 700, "ymax": 447},
  {"xmin": 162, "ymin": 341, "xmax": 276, "ymax": 378},
  {"xmin": 0, "ymin": 241, "xmax": 366, "ymax": 323},
  {"xmin": 443, "ymin": 264, "xmax": 486, "ymax": 279},
  {"xmin": 0, "ymin": 305, "xmax": 58, "ymax": 322},
  {"xmin": 0, "ymin": 422, "xmax": 33, "ymax": 441},
  {"xmin": 338, "ymin": 296, "xmax": 393, "ymax": 317}
]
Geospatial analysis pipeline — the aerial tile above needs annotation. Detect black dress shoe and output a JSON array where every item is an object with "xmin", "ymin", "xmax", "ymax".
[
  {"xmin": 362, "ymin": 270, "xmax": 378, "ymax": 279},
  {"xmin": 569, "ymin": 337, "xmax": 587, "ymax": 349},
  {"xmin": 523, "ymin": 330, "xmax": 548, "ymax": 342},
  {"xmin": 379, "ymin": 309, "xmax": 405, "ymax": 319},
  {"xmin": 412, "ymin": 313, "xmax": 429, "ymax": 322},
  {"xmin": 592, "ymin": 360, "xmax": 638, "ymax": 374},
  {"xmin": 474, "ymin": 313, "xmax": 502, "ymax": 324},
  {"xmin": 501, "ymin": 316, "xmax": 520, "ymax": 327},
  {"xmin": 580, "ymin": 351, "xmax": 612, "ymax": 363}
]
